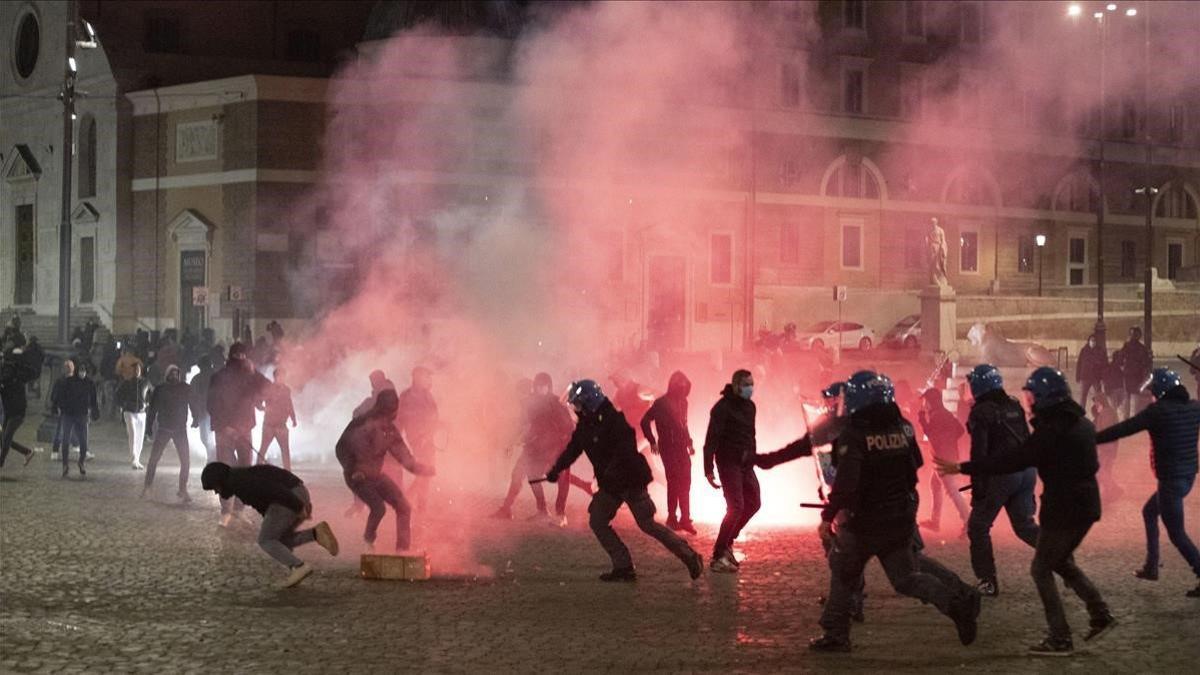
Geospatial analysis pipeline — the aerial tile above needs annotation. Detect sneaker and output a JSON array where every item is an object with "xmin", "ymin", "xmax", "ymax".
[
  {"xmin": 1186, "ymin": 581, "xmax": 1200, "ymax": 598},
  {"xmin": 599, "ymin": 566, "xmax": 637, "ymax": 582},
  {"xmin": 314, "ymin": 521, "xmax": 340, "ymax": 556},
  {"xmin": 132, "ymin": 462, "xmax": 144, "ymax": 471},
  {"xmin": 952, "ymin": 588, "xmax": 982, "ymax": 646},
  {"xmin": 919, "ymin": 519, "xmax": 940, "ymax": 532},
  {"xmin": 86, "ymin": 451, "xmax": 96, "ymax": 460},
  {"xmin": 78, "ymin": 463, "xmax": 86, "ymax": 476},
  {"xmin": 710, "ymin": 552, "xmax": 739, "ymax": 574},
  {"xmin": 177, "ymin": 491, "xmax": 192, "ymax": 504},
  {"xmin": 219, "ymin": 513, "xmax": 234, "ymax": 528},
  {"xmin": 684, "ymin": 551, "xmax": 704, "ymax": 580},
  {"xmin": 61, "ymin": 466, "xmax": 69, "ymax": 478},
  {"xmin": 808, "ymin": 635, "xmax": 852, "ymax": 653},
  {"xmin": 555, "ymin": 513, "xmax": 568, "ymax": 528},
  {"xmin": 1028, "ymin": 636, "xmax": 1073, "ymax": 657},
  {"xmin": 678, "ymin": 520, "xmax": 697, "ymax": 535},
  {"xmin": 280, "ymin": 562, "xmax": 313, "ymax": 588},
  {"xmin": 364, "ymin": 540, "xmax": 376, "ymax": 554},
  {"xmin": 1134, "ymin": 565, "xmax": 1159, "ymax": 581},
  {"xmin": 23, "ymin": 449, "xmax": 37, "ymax": 466},
  {"xmin": 1084, "ymin": 613, "xmax": 1117, "ymax": 642},
  {"xmin": 976, "ymin": 578, "xmax": 999, "ymax": 597},
  {"xmin": 490, "ymin": 507, "xmax": 514, "ymax": 521},
  {"xmin": 666, "ymin": 518, "xmax": 679, "ymax": 531},
  {"xmin": 526, "ymin": 510, "xmax": 553, "ymax": 523},
  {"xmin": 51, "ymin": 451, "xmax": 61, "ymax": 461}
]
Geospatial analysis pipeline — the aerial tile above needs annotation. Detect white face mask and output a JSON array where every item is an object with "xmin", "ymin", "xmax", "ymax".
[{"xmin": 739, "ymin": 385, "xmax": 754, "ymax": 400}]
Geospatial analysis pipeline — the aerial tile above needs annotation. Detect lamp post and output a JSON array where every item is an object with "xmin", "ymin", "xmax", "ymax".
[{"xmin": 1036, "ymin": 234, "xmax": 1047, "ymax": 297}]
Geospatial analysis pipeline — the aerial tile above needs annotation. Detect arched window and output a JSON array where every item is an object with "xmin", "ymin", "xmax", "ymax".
[
  {"xmin": 944, "ymin": 168, "xmax": 997, "ymax": 206},
  {"xmin": 78, "ymin": 114, "xmax": 97, "ymax": 199},
  {"xmin": 1052, "ymin": 171, "xmax": 1100, "ymax": 213},
  {"xmin": 822, "ymin": 156, "xmax": 884, "ymax": 199},
  {"xmin": 1156, "ymin": 183, "xmax": 1198, "ymax": 219}
]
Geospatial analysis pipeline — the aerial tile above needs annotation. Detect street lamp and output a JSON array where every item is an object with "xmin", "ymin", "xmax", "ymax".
[{"xmin": 1035, "ymin": 234, "xmax": 1047, "ymax": 297}]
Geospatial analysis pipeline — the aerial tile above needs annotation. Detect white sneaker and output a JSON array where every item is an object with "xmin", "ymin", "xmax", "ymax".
[
  {"xmin": 86, "ymin": 451, "xmax": 96, "ymax": 460},
  {"xmin": 280, "ymin": 563, "xmax": 313, "ymax": 588},
  {"xmin": 219, "ymin": 513, "xmax": 234, "ymax": 528},
  {"xmin": 314, "ymin": 521, "xmax": 339, "ymax": 556},
  {"xmin": 51, "ymin": 451, "xmax": 61, "ymax": 461},
  {"xmin": 132, "ymin": 462, "xmax": 145, "ymax": 470},
  {"xmin": 555, "ymin": 514, "xmax": 569, "ymax": 528}
]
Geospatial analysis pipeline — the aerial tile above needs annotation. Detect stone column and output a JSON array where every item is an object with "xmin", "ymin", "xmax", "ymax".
[{"xmin": 919, "ymin": 284, "xmax": 957, "ymax": 359}]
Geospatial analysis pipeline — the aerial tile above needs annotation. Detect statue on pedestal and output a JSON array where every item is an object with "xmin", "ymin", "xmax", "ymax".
[{"xmin": 926, "ymin": 217, "xmax": 949, "ymax": 287}]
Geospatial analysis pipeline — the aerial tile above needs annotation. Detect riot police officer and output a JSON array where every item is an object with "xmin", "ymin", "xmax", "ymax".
[
  {"xmin": 545, "ymin": 380, "xmax": 703, "ymax": 582},
  {"xmin": 963, "ymin": 364, "xmax": 1040, "ymax": 596},
  {"xmin": 1096, "ymin": 367, "xmax": 1200, "ymax": 597},
  {"xmin": 806, "ymin": 371, "xmax": 980, "ymax": 652},
  {"xmin": 939, "ymin": 367, "xmax": 1115, "ymax": 656}
]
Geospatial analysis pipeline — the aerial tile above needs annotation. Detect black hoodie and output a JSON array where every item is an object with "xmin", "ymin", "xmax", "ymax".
[
  {"xmin": 202, "ymin": 463, "xmax": 306, "ymax": 514},
  {"xmin": 962, "ymin": 399, "xmax": 1100, "ymax": 529},
  {"xmin": 640, "ymin": 371, "xmax": 693, "ymax": 455},
  {"xmin": 703, "ymin": 384, "xmax": 757, "ymax": 475}
]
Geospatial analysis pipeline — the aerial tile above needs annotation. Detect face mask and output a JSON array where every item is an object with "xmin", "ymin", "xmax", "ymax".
[{"xmin": 739, "ymin": 385, "xmax": 754, "ymax": 400}]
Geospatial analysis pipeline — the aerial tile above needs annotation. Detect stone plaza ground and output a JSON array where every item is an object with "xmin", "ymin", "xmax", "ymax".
[{"xmin": 1, "ymin": 418, "xmax": 1198, "ymax": 673}]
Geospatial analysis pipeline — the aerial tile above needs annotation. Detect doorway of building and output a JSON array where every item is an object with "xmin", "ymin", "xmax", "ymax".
[
  {"xmin": 179, "ymin": 250, "xmax": 206, "ymax": 336},
  {"xmin": 15, "ymin": 204, "xmax": 34, "ymax": 305},
  {"xmin": 646, "ymin": 255, "xmax": 686, "ymax": 352}
]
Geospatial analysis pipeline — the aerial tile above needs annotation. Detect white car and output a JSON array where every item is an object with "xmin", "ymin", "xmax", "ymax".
[{"xmin": 794, "ymin": 321, "xmax": 877, "ymax": 351}]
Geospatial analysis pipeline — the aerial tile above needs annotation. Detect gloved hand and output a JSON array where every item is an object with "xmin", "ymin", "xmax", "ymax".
[{"xmin": 545, "ymin": 470, "xmax": 559, "ymax": 484}]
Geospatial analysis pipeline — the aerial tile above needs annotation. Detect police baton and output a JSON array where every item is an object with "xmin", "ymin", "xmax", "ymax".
[
  {"xmin": 958, "ymin": 484, "xmax": 973, "ymax": 493},
  {"xmin": 528, "ymin": 477, "xmax": 549, "ymax": 485}
]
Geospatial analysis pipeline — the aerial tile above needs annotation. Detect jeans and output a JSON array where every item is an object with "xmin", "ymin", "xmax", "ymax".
[
  {"xmin": 258, "ymin": 485, "xmax": 317, "ymax": 568},
  {"xmin": 145, "ymin": 427, "xmax": 190, "ymax": 494},
  {"xmin": 968, "ymin": 468, "xmax": 1040, "ymax": 581},
  {"xmin": 1143, "ymin": 475, "xmax": 1200, "ymax": 577},
  {"xmin": 0, "ymin": 413, "xmax": 33, "ymax": 467},
  {"xmin": 661, "ymin": 449, "xmax": 692, "ymax": 524},
  {"xmin": 501, "ymin": 449, "xmax": 571, "ymax": 515},
  {"xmin": 215, "ymin": 428, "xmax": 254, "ymax": 514},
  {"xmin": 349, "ymin": 474, "xmax": 412, "ymax": 551},
  {"xmin": 713, "ymin": 460, "xmax": 761, "ymax": 558},
  {"xmin": 259, "ymin": 423, "xmax": 292, "ymax": 471},
  {"xmin": 821, "ymin": 523, "xmax": 965, "ymax": 640},
  {"xmin": 124, "ymin": 411, "xmax": 146, "ymax": 465},
  {"xmin": 59, "ymin": 415, "xmax": 90, "ymax": 470},
  {"xmin": 588, "ymin": 487, "xmax": 694, "ymax": 569},
  {"xmin": 196, "ymin": 415, "xmax": 216, "ymax": 463},
  {"xmin": 929, "ymin": 472, "xmax": 969, "ymax": 527},
  {"xmin": 1030, "ymin": 524, "xmax": 1109, "ymax": 640}
]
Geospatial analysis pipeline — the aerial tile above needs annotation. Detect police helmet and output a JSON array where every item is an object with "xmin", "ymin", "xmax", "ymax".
[
  {"xmin": 1145, "ymin": 367, "xmax": 1183, "ymax": 400},
  {"xmin": 966, "ymin": 363, "xmax": 1004, "ymax": 399},
  {"xmin": 567, "ymin": 379, "xmax": 606, "ymax": 414},
  {"xmin": 821, "ymin": 381, "xmax": 847, "ymax": 399},
  {"xmin": 1022, "ymin": 367, "xmax": 1072, "ymax": 411},
  {"xmin": 843, "ymin": 370, "xmax": 895, "ymax": 415}
]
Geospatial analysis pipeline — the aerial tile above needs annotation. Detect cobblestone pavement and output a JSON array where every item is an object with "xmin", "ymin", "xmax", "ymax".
[{"xmin": 1, "ymin": 418, "xmax": 1198, "ymax": 673}]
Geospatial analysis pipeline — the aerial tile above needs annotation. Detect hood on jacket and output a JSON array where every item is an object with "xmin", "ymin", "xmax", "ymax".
[
  {"xmin": 667, "ymin": 371, "xmax": 691, "ymax": 398},
  {"xmin": 200, "ymin": 462, "xmax": 232, "ymax": 495}
]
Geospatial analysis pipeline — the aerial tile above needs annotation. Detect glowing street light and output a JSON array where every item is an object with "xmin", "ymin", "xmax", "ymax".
[
  {"xmin": 1068, "ymin": 4, "xmax": 1082, "ymax": 16},
  {"xmin": 1035, "ymin": 234, "xmax": 1047, "ymax": 297},
  {"xmin": 1106, "ymin": 3, "xmax": 1118, "ymax": 10},
  {"xmin": 1126, "ymin": 7, "xmax": 1137, "ymax": 16},
  {"xmin": 1035, "ymin": 234, "xmax": 1047, "ymax": 247},
  {"xmin": 1093, "ymin": 11, "xmax": 1105, "ymax": 19}
]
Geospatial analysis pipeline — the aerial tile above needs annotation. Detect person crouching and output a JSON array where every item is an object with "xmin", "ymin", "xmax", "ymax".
[{"xmin": 200, "ymin": 462, "xmax": 339, "ymax": 588}]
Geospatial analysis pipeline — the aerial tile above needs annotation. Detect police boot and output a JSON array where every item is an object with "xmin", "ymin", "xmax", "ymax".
[
  {"xmin": 976, "ymin": 578, "xmax": 998, "ymax": 597},
  {"xmin": 807, "ymin": 634, "xmax": 851, "ymax": 653},
  {"xmin": 951, "ymin": 588, "xmax": 981, "ymax": 646},
  {"xmin": 1028, "ymin": 636, "xmax": 1073, "ymax": 657},
  {"xmin": 599, "ymin": 566, "xmax": 637, "ymax": 582}
]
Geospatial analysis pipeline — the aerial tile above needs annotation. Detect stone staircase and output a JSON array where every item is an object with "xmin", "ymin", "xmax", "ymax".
[{"xmin": 0, "ymin": 307, "xmax": 104, "ymax": 350}]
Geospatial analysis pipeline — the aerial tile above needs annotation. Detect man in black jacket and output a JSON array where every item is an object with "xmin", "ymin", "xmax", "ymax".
[
  {"xmin": 54, "ymin": 359, "xmax": 99, "ymax": 478},
  {"xmin": 189, "ymin": 356, "xmax": 216, "ymax": 462},
  {"xmin": 207, "ymin": 342, "xmax": 270, "ymax": 524},
  {"xmin": 336, "ymin": 389, "xmax": 434, "ymax": 552},
  {"xmin": 1096, "ymin": 368, "xmax": 1200, "ymax": 597},
  {"xmin": 939, "ymin": 367, "xmax": 1115, "ymax": 656},
  {"xmin": 545, "ymin": 379, "xmax": 702, "ymax": 582},
  {"xmin": 116, "ymin": 362, "xmax": 153, "ymax": 470},
  {"xmin": 0, "ymin": 345, "xmax": 39, "ymax": 468},
  {"xmin": 801, "ymin": 371, "xmax": 980, "ymax": 652},
  {"xmin": 143, "ymin": 365, "xmax": 193, "ymax": 502},
  {"xmin": 962, "ymin": 364, "xmax": 1040, "ymax": 596},
  {"xmin": 1116, "ymin": 326, "xmax": 1153, "ymax": 417},
  {"xmin": 200, "ymin": 462, "xmax": 339, "ymax": 588},
  {"xmin": 1075, "ymin": 333, "xmax": 1108, "ymax": 408},
  {"xmin": 704, "ymin": 369, "xmax": 760, "ymax": 572},
  {"xmin": 642, "ymin": 371, "xmax": 697, "ymax": 534}
]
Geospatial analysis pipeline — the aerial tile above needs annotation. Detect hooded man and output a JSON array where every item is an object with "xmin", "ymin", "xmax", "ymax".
[
  {"xmin": 918, "ymin": 388, "xmax": 969, "ymax": 533},
  {"xmin": 336, "ymin": 389, "xmax": 435, "ymax": 552},
  {"xmin": 1096, "ymin": 368, "xmax": 1200, "ymax": 597},
  {"xmin": 545, "ymin": 380, "xmax": 703, "ymax": 582},
  {"xmin": 143, "ymin": 364, "xmax": 193, "ymax": 502},
  {"xmin": 206, "ymin": 342, "xmax": 270, "ymax": 525},
  {"xmin": 200, "ymin": 461, "xmax": 339, "ymax": 588},
  {"xmin": 641, "ymin": 370, "xmax": 696, "ymax": 533},
  {"xmin": 1075, "ymin": 334, "xmax": 1108, "ymax": 408},
  {"xmin": 704, "ymin": 369, "xmax": 760, "ymax": 572},
  {"xmin": 493, "ymin": 372, "xmax": 576, "ymax": 523}
]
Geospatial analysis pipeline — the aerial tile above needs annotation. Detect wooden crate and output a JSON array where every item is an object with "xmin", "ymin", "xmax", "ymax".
[{"xmin": 360, "ymin": 553, "xmax": 430, "ymax": 581}]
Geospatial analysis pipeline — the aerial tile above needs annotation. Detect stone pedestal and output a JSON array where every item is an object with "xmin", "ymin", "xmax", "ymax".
[{"xmin": 920, "ymin": 284, "xmax": 957, "ymax": 359}]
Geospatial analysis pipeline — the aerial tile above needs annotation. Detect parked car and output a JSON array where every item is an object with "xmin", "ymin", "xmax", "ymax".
[
  {"xmin": 794, "ymin": 321, "xmax": 877, "ymax": 351},
  {"xmin": 882, "ymin": 314, "xmax": 922, "ymax": 350}
]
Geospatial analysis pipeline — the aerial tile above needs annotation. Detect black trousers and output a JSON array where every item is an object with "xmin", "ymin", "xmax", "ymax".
[
  {"xmin": 145, "ymin": 426, "xmax": 190, "ymax": 494},
  {"xmin": 0, "ymin": 413, "xmax": 34, "ymax": 466},
  {"xmin": 349, "ymin": 474, "xmax": 412, "ymax": 551},
  {"xmin": 1031, "ymin": 524, "xmax": 1109, "ymax": 640},
  {"xmin": 661, "ymin": 448, "xmax": 692, "ymax": 524},
  {"xmin": 59, "ymin": 415, "xmax": 90, "ymax": 469},
  {"xmin": 713, "ymin": 460, "xmax": 761, "ymax": 557}
]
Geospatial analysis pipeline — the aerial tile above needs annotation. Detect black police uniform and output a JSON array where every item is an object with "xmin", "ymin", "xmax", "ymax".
[
  {"xmin": 815, "ymin": 403, "xmax": 977, "ymax": 645},
  {"xmin": 547, "ymin": 400, "xmax": 699, "ymax": 577},
  {"xmin": 965, "ymin": 388, "xmax": 1040, "ymax": 586},
  {"xmin": 960, "ymin": 399, "xmax": 1110, "ymax": 644}
]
